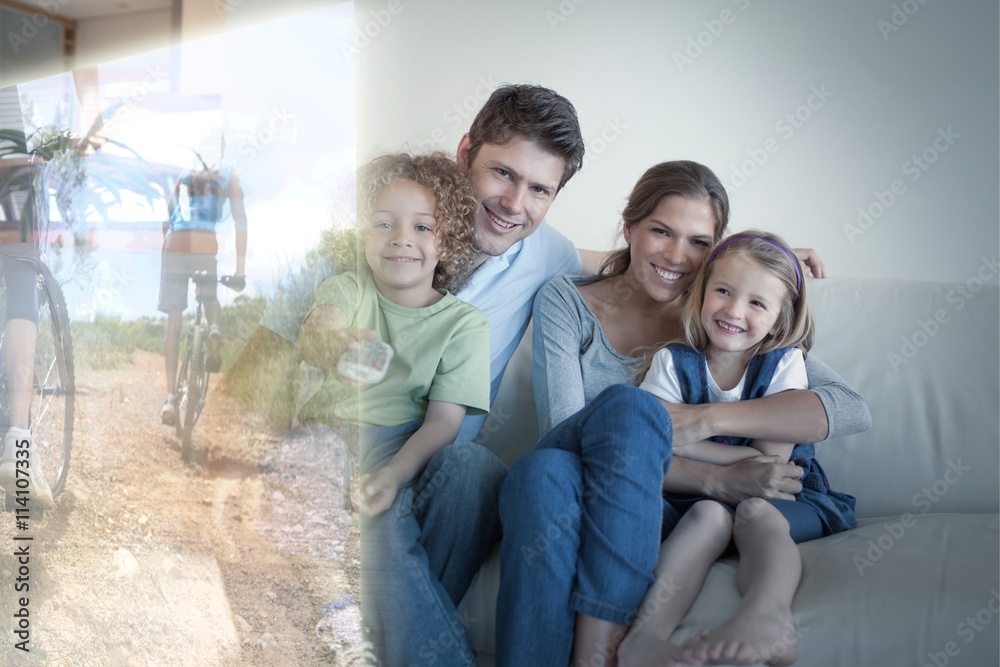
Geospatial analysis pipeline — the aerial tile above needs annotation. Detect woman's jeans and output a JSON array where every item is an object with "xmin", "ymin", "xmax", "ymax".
[
  {"xmin": 496, "ymin": 385, "xmax": 673, "ymax": 667},
  {"xmin": 359, "ymin": 422, "xmax": 507, "ymax": 667}
]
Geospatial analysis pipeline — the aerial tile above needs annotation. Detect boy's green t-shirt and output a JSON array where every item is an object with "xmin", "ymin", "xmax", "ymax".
[{"xmin": 298, "ymin": 270, "xmax": 491, "ymax": 428}]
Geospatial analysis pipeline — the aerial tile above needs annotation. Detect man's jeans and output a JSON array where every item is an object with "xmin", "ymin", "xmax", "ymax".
[
  {"xmin": 360, "ymin": 422, "xmax": 507, "ymax": 666},
  {"xmin": 496, "ymin": 385, "xmax": 673, "ymax": 667}
]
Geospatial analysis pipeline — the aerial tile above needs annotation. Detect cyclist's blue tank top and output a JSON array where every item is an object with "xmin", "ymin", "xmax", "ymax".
[{"xmin": 168, "ymin": 165, "xmax": 232, "ymax": 234}]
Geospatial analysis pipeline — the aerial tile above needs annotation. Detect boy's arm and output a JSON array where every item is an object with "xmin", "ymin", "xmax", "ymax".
[
  {"xmin": 578, "ymin": 249, "xmax": 610, "ymax": 275},
  {"xmin": 361, "ymin": 401, "xmax": 466, "ymax": 515},
  {"xmin": 298, "ymin": 304, "xmax": 375, "ymax": 372},
  {"xmin": 383, "ymin": 400, "xmax": 466, "ymax": 485},
  {"xmin": 580, "ymin": 247, "xmax": 821, "ymax": 278}
]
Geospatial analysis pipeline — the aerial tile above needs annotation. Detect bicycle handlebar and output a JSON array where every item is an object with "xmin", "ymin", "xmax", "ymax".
[
  {"xmin": 220, "ymin": 275, "xmax": 245, "ymax": 291},
  {"xmin": 191, "ymin": 270, "xmax": 244, "ymax": 291}
]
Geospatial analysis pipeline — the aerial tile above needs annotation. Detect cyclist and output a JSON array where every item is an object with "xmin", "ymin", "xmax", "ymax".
[
  {"xmin": 159, "ymin": 128, "xmax": 247, "ymax": 425},
  {"xmin": 0, "ymin": 69, "xmax": 105, "ymax": 509},
  {"xmin": 0, "ymin": 249, "xmax": 53, "ymax": 509}
]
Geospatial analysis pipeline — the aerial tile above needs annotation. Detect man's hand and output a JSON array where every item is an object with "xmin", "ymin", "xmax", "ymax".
[
  {"xmin": 579, "ymin": 248, "xmax": 611, "ymax": 275},
  {"xmin": 714, "ymin": 456, "xmax": 804, "ymax": 505},
  {"xmin": 792, "ymin": 247, "xmax": 825, "ymax": 279},
  {"xmin": 358, "ymin": 467, "xmax": 401, "ymax": 517}
]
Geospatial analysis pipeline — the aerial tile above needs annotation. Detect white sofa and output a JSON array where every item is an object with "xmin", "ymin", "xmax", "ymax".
[{"xmin": 458, "ymin": 276, "xmax": 1000, "ymax": 667}]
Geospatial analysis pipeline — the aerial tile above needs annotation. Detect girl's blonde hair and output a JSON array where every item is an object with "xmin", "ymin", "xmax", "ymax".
[
  {"xmin": 356, "ymin": 152, "xmax": 479, "ymax": 293},
  {"xmin": 636, "ymin": 230, "xmax": 814, "ymax": 382}
]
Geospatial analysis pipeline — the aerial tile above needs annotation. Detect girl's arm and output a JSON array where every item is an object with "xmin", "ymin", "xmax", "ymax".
[
  {"xmin": 361, "ymin": 401, "xmax": 466, "ymax": 516},
  {"xmin": 532, "ymin": 279, "xmax": 589, "ymax": 436},
  {"xmin": 749, "ymin": 439, "xmax": 794, "ymax": 463},
  {"xmin": 662, "ymin": 455, "xmax": 803, "ymax": 503},
  {"xmin": 673, "ymin": 440, "xmax": 763, "ymax": 465},
  {"xmin": 673, "ymin": 439, "xmax": 794, "ymax": 466}
]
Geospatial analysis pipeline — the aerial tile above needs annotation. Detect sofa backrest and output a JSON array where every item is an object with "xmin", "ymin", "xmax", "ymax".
[{"xmin": 481, "ymin": 277, "xmax": 999, "ymax": 519}]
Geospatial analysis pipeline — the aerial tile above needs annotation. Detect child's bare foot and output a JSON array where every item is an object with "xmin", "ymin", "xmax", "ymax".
[
  {"xmin": 667, "ymin": 610, "xmax": 800, "ymax": 666},
  {"xmin": 617, "ymin": 627, "xmax": 683, "ymax": 667}
]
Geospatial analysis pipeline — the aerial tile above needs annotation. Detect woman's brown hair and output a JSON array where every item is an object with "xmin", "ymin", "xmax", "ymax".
[{"xmin": 600, "ymin": 160, "xmax": 730, "ymax": 277}]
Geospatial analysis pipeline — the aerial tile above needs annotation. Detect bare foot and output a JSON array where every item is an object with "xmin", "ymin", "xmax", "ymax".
[
  {"xmin": 617, "ymin": 627, "xmax": 683, "ymax": 667},
  {"xmin": 667, "ymin": 610, "xmax": 800, "ymax": 666}
]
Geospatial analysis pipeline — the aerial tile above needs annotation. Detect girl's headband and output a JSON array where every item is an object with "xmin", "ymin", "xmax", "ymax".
[{"xmin": 707, "ymin": 235, "xmax": 803, "ymax": 299}]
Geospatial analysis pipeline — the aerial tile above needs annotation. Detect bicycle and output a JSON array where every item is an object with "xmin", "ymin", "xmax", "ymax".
[
  {"xmin": 175, "ymin": 271, "xmax": 243, "ymax": 461},
  {"xmin": 0, "ymin": 251, "xmax": 75, "ymax": 510}
]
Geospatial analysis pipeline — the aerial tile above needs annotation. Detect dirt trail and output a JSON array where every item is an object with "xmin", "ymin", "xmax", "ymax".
[{"xmin": 0, "ymin": 350, "xmax": 361, "ymax": 666}]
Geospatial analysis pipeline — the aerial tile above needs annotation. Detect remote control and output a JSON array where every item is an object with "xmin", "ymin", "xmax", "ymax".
[{"xmin": 338, "ymin": 339, "xmax": 394, "ymax": 384}]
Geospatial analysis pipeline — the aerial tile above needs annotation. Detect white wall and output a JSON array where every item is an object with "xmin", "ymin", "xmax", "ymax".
[{"xmin": 356, "ymin": 0, "xmax": 998, "ymax": 285}]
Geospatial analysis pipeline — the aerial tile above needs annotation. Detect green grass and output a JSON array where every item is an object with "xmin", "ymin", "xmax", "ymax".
[
  {"xmin": 72, "ymin": 295, "xmax": 267, "ymax": 373},
  {"xmin": 73, "ymin": 313, "xmax": 166, "ymax": 369},
  {"xmin": 70, "ymin": 227, "xmax": 357, "ymax": 428}
]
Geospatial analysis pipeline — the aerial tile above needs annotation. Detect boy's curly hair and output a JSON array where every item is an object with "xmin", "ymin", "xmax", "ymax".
[{"xmin": 356, "ymin": 152, "xmax": 479, "ymax": 293}]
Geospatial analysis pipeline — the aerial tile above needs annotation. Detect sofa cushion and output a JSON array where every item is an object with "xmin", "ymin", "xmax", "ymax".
[
  {"xmin": 807, "ymin": 278, "xmax": 999, "ymax": 518},
  {"xmin": 462, "ymin": 513, "xmax": 1000, "ymax": 666}
]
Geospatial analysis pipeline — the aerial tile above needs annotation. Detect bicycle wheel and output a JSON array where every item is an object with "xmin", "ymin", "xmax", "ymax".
[
  {"xmin": 30, "ymin": 263, "xmax": 75, "ymax": 498},
  {"xmin": 177, "ymin": 325, "xmax": 206, "ymax": 460},
  {"xmin": 0, "ymin": 274, "xmax": 7, "ymax": 433}
]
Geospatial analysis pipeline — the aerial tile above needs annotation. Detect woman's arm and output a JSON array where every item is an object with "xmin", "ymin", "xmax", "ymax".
[
  {"xmin": 803, "ymin": 353, "xmax": 873, "ymax": 441},
  {"xmin": 657, "ymin": 355, "xmax": 871, "ymax": 446},
  {"xmin": 361, "ymin": 401, "xmax": 466, "ymax": 515},
  {"xmin": 532, "ymin": 280, "xmax": 588, "ymax": 435},
  {"xmin": 663, "ymin": 455, "xmax": 804, "ymax": 504}
]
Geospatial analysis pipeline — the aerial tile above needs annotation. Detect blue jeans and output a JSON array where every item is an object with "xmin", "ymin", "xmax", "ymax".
[
  {"xmin": 359, "ymin": 422, "xmax": 507, "ymax": 667},
  {"xmin": 496, "ymin": 385, "xmax": 673, "ymax": 667}
]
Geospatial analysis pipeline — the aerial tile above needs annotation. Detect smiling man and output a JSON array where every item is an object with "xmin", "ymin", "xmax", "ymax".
[
  {"xmin": 452, "ymin": 87, "xmax": 587, "ymax": 441},
  {"xmin": 357, "ymin": 84, "xmax": 587, "ymax": 666}
]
